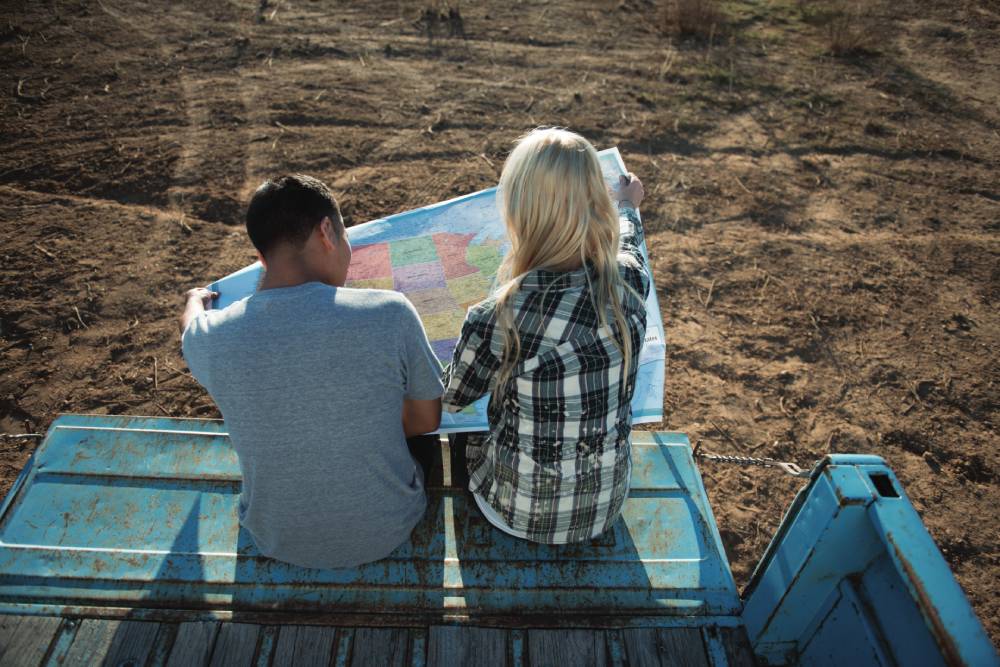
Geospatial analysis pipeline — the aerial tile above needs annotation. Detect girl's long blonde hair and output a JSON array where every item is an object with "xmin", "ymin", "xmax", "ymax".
[{"xmin": 493, "ymin": 128, "xmax": 638, "ymax": 389}]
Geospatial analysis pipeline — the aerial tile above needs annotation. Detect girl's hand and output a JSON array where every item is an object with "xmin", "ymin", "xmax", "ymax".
[{"xmin": 615, "ymin": 173, "xmax": 644, "ymax": 209}]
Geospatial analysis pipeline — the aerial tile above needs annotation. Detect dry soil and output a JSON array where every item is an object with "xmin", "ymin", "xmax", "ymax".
[{"xmin": 1, "ymin": 0, "xmax": 997, "ymax": 643}]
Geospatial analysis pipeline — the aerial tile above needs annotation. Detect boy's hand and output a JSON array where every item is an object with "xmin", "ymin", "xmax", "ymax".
[
  {"xmin": 615, "ymin": 172, "xmax": 644, "ymax": 209},
  {"xmin": 178, "ymin": 287, "xmax": 219, "ymax": 333},
  {"xmin": 185, "ymin": 287, "xmax": 218, "ymax": 309}
]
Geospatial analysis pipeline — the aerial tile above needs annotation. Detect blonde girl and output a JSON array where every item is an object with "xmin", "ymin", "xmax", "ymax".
[{"xmin": 443, "ymin": 128, "xmax": 649, "ymax": 544}]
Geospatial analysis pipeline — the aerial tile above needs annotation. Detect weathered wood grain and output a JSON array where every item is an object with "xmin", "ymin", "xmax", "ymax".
[
  {"xmin": 527, "ymin": 629, "xmax": 606, "ymax": 666},
  {"xmin": 622, "ymin": 628, "xmax": 709, "ymax": 667},
  {"xmin": 0, "ymin": 615, "xmax": 23, "ymax": 661},
  {"xmin": 428, "ymin": 626, "xmax": 507, "ymax": 667},
  {"xmin": 350, "ymin": 628, "xmax": 409, "ymax": 667},
  {"xmin": 271, "ymin": 625, "xmax": 337, "ymax": 667},
  {"xmin": 61, "ymin": 619, "xmax": 122, "ymax": 665},
  {"xmin": 0, "ymin": 614, "xmax": 755, "ymax": 667},
  {"xmin": 0, "ymin": 615, "xmax": 60, "ymax": 666},
  {"xmin": 166, "ymin": 622, "xmax": 219, "ymax": 667},
  {"xmin": 208, "ymin": 623, "xmax": 260, "ymax": 667},
  {"xmin": 102, "ymin": 620, "xmax": 161, "ymax": 667},
  {"xmin": 718, "ymin": 627, "xmax": 756, "ymax": 667}
]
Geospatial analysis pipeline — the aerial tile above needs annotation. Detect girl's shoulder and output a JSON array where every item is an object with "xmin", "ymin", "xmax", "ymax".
[{"xmin": 464, "ymin": 294, "xmax": 500, "ymax": 325}]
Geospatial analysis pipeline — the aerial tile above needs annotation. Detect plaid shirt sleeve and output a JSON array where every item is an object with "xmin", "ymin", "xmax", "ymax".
[
  {"xmin": 617, "ymin": 203, "xmax": 651, "ymax": 302},
  {"xmin": 442, "ymin": 305, "xmax": 500, "ymax": 412}
]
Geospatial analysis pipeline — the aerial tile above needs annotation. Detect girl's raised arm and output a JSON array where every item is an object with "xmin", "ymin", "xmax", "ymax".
[{"xmin": 615, "ymin": 174, "xmax": 651, "ymax": 299}]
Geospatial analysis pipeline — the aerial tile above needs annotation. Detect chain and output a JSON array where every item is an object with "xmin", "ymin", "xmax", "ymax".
[
  {"xmin": 1, "ymin": 430, "xmax": 813, "ymax": 476},
  {"xmin": 693, "ymin": 441, "xmax": 812, "ymax": 478}
]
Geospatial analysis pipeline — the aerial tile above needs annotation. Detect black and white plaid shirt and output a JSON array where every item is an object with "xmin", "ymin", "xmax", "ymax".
[{"xmin": 442, "ymin": 205, "xmax": 650, "ymax": 543}]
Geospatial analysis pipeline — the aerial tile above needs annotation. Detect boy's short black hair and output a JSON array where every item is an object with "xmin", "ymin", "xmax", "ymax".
[{"xmin": 245, "ymin": 174, "xmax": 343, "ymax": 257}]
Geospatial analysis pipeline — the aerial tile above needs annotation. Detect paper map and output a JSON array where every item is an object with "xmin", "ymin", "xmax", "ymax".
[{"xmin": 209, "ymin": 147, "xmax": 665, "ymax": 433}]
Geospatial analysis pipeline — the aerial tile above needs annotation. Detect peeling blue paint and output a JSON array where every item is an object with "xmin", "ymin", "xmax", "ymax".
[{"xmin": 0, "ymin": 415, "xmax": 739, "ymax": 620}]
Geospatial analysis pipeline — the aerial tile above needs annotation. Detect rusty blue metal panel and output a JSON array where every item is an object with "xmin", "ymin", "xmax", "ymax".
[
  {"xmin": 742, "ymin": 455, "xmax": 998, "ymax": 666},
  {"xmin": 0, "ymin": 416, "xmax": 739, "ymax": 622}
]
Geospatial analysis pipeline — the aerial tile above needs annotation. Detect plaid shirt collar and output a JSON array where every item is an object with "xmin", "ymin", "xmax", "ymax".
[{"xmin": 519, "ymin": 265, "xmax": 592, "ymax": 291}]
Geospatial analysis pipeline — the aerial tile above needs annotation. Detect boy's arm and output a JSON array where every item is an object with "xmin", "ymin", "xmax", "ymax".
[
  {"xmin": 399, "ymin": 298, "xmax": 446, "ymax": 435},
  {"xmin": 178, "ymin": 287, "xmax": 218, "ymax": 333},
  {"xmin": 178, "ymin": 287, "xmax": 219, "ymax": 393},
  {"xmin": 403, "ymin": 397, "xmax": 442, "ymax": 438}
]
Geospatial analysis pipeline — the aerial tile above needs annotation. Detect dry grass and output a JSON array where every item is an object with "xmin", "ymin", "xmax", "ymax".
[
  {"xmin": 800, "ymin": 0, "xmax": 884, "ymax": 56},
  {"xmin": 659, "ymin": 0, "xmax": 726, "ymax": 41}
]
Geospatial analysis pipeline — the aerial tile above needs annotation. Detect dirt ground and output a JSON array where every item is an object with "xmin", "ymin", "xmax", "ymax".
[{"xmin": 1, "ymin": 0, "xmax": 997, "ymax": 644}]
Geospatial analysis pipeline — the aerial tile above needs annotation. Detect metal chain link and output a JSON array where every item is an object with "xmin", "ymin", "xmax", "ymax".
[
  {"xmin": 2, "ymin": 430, "xmax": 815, "ymax": 477},
  {"xmin": 693, "ymin": 441, "xmax": 812, "ymax": 478}
]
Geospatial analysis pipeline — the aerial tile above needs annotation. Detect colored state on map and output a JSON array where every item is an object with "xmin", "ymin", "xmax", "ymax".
[{"xmin": 345, "ymin": 232, "xmax": 503, "ymax": 365}]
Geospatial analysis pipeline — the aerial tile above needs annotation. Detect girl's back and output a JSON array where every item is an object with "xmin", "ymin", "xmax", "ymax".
[{"xmin": 443, "ymin": 128, "xmax": 650, "ymax": 544}]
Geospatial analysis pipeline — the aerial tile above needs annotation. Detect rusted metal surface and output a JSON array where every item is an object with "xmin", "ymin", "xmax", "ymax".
[
  {"xmin": 886, "ymin": 533, "xmax": 963, "ymax": 667},
  {"xmin": 0, "ymin": 604, "xmax": 750, "ymax": 631},
  {"xmin": 0, "ymin": 416, "xmax": 740, "ymax": 625},
  {"xmin": 741, "ymin": 456, "xmax": 997, "ymax": 666}
]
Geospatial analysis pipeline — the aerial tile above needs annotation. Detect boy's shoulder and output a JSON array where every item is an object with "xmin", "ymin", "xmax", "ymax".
[
  {"xmin": 338, "ymin": 286, "xmax": 406, "ymax": 306},
  {"xmin": 338, "ymin": 287, "xmax": 412, "ymax": 314},
  {"xmin": 190, "ymin": 286, "xmax": 411, "ymax": 336},
  {"xmin": 182, "ymin": 297, "xmax": 248, "ymax": 343},
  {"xmin": 335, "ymin": 287, "xmax": 422, "ymax": 329}
]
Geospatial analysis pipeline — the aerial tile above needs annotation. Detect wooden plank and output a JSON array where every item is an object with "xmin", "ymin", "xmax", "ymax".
[
  {"xmin": 663, "ymin": 628, "xmax": 710, "ymax": 666},
  {"xmin": 606, "ymin": 629, "xmax": 627, "ymax": 667},
  {"xmin": 350, "ymin": 628, "xmax": 409, "ymax": 667},
  {"xmin": 254, "ymin": 626, "xmax": 279, "ymax": 667},
  {"xmin": 0, "ymin": 615, "xmax": 60, "ymax": 666},
  {"xmin": 527, "ymin": 629, "xmax": 606, "ymax": 666},
  {"xmin": 332, "ymin": 629, "xmax": 354, "ymax": 667},
  {"xmin": 209, "ymin": 623, "xmax": 260, "ymax": 667},
  {"xmin": 270, "ymin": 626, "xmax": 296, "ymax": 667},
  {"xmin": 622, "ymin": 628, "xmax": 710, "ymax": 667},
  {"xmin": 510, "ymin": 630, "xmax": 525, "ymax": 667},
  {"xmin": 428, "ymin": 626, "xmax": 507, "ymax": 667},
  {"xmin": 102, "ymin": 620, "xmax": 161, "ymax": 667},
  {"xmin": 293, "ymin": 625, "xmax": 337, "ymax": 667},
  {"xmin": 0, "ymin": 615, "xmax": 24, "ymax": 661},
  {"xmin": 271, "ymin": 625, "xmax": 337, "ymax": 667},
  {"xmin": 623, "ymin": 629, "xmax": 660, "ymax": 667},
  {"xmin": 147, "ymin": 624, "xmax": 179, "ymax": 667},
  {"xmin": 61, "ymin": 619, "xmax": 122, "ymax": 665},
  {"xmin": 410, "ymin": 628, "xmax": 427, "ymax": 667},
  {"xmin": 717, "ymin": 627, "xmax": 755, "ymax": 667},
  {"xmin": 166, "ymin": 622, "xmax": 219, "ymax": 667},
  {"xmin": 45, "ymin": 618, "xmax": 84, "ymax": 666}
]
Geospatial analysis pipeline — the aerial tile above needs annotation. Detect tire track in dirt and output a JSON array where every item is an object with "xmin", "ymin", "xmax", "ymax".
[
  {"xmin": 94, "ymin": 0, "xmax": 254, "ymax": 227},
  {"xmin": 167, "ymin": 72, "xmax": 250, "ymax": 226},
  {"xmin": 0, "ymin": 185, "xmax": 178, "ymax": 218},
  {"xmin": 94, "ymin": 0, "xmax": 267, "ymax": 289}
]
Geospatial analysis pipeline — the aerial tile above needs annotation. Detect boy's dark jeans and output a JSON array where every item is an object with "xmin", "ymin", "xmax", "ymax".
[
  {"xmin": 407, "ymin": 434, "xmax": 492, "ymax": 526},
  {"xmin": 406, "ymin": 434, "xmax": 440, "ymax": 485}
]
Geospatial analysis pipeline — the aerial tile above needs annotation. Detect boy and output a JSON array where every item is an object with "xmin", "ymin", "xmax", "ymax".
[{"xmin": 180, "ymin": 174, "xmax": 443, "ymax": 569}]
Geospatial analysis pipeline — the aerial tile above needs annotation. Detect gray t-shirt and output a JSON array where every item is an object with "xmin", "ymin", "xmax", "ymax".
[{"xmin": 182, "ymin": 282, "xmax": 444, "ymax": 569}]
